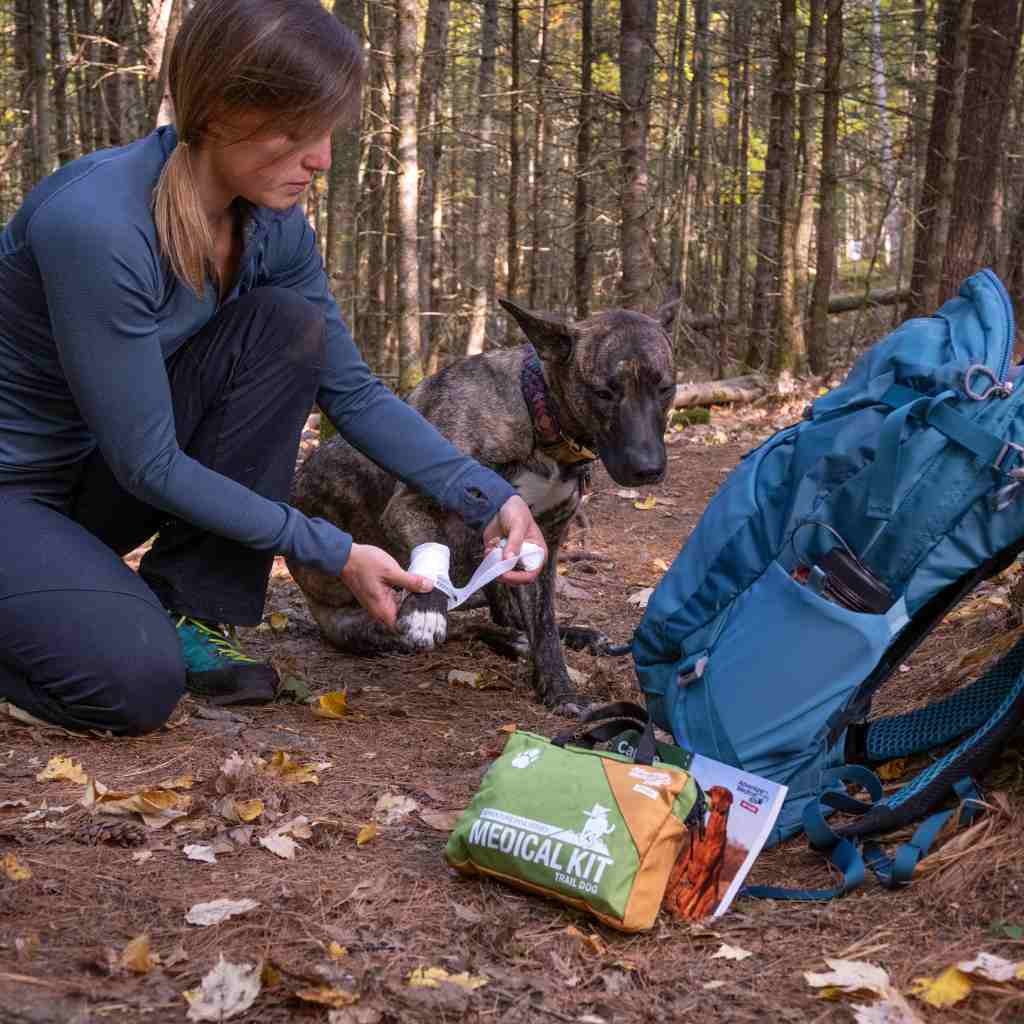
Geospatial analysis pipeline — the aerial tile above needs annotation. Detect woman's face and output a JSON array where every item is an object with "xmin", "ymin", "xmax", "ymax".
[{"xmin": 199, "ymin": 108, "xmax": 333, "ymax": 211}]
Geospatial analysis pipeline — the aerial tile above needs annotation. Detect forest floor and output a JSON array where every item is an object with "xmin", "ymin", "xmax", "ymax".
[{"xmin": 1, "ymin": 393, "xmax": 1023, "ymax": 1024}]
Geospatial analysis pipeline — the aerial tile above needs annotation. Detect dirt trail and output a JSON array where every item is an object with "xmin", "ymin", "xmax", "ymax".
[{"xmin": 1, "ymin": 412, "xmax": 1022, "ymax": 1024}]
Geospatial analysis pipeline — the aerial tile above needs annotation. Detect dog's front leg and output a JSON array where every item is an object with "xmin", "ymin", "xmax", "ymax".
[
  {"xmin": 381, "ymin": 486, "xmax": 462, "ymax": 651},
  {"xmin": 511, "ymin": 547, "xmax": 589, "ymax": 717}
]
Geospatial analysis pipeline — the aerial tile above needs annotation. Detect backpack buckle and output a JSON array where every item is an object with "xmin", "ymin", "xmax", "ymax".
[{"xmin": 994, "ymin": 441, "xmax": 1024, "ymax": 475}]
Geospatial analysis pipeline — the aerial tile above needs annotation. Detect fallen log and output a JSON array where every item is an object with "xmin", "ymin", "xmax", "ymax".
[
  {"xmin": 827, "ymin": 286, "xmax": 911, "ymax": 315},
  {"xmin": 673, "ymin": 374, "xmax": 768, "ymax": 409}
]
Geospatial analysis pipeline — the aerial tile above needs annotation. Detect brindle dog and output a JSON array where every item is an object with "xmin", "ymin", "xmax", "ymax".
[{"xmin": 287, "ymin": 298, "xmax": 677, "ymax": 715}]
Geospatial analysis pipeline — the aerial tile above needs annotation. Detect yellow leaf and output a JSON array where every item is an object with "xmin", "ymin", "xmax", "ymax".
[
  {"xmin": 877, "ymin": 758, "xmax": 907, "ymax": 781},
  {"xmin": 234, "ymin": 798, "xmax": 264, "ymax": 822},
  {"xmin": 652, "ymin": 558, "xmax": 671, "ymax": 572},
  {"xmin": 408, "ymin": 966, "xmax": 488, "ymax": 991},
  {"xmin": 356, "ymin": 823, "xmax": 378, "ymax": 846},
  {"xmin": 565, "ymin": 925, "xmax": 608, "ymax": 956},
  {"xmin": 82, "ymin": 779, "xmax": 191, "ymax": 827},
  {"xmin": 818, "ymin": 387, "xmax": 829, "ymax": 396},
  {"xmin": 313, "ymin": 691, "xmax": 361, "ymax": 721},
  {"xmin": 327, "ymin": 942, "xmax": 348, "ymax": 961},
  {"xmin": 265, "ymin": 751, "xmax": 320, "ymax": 785},
  {"xmin": 910, "ymin": 967, "xmax": 973, "ymax": 1008},
  {"xmin": 261, "ymin": 962, "xmax": 282, "ymax": 988},
  {"xmin": 295, "ymin": 986, "xmax": 359, "ymax": 1008},
  {"xmin": 633, "ymin": 496, "xmax": 657, "ymax": 511},
  {"xmin": 3, "ymin": 853, "xmax": 31, "ymax": 881},
  {"xmin": 120, "ymin": 933, "xmax": 157, "ymax": 974},
  {"xmin": 268, "ymin": 611, "xmax": 288, "ymax": 630},
  {"xmin": 36, "ymin": 755, "xmax": 88, "ymax": 785}
]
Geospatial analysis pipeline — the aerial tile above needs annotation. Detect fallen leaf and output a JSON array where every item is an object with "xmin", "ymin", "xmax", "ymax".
[
  {"xmin": 120, "ymin": 933, "xmax": 157, "ymax": 974},
  {"xmin": 355, "ymin": 823, "xmax": 378, "ymax": 846},
  {"xmin": 877, "ymin": 759, "xmax": 907, "ymax": 782},
  {"xmin": 909, "ymin": 967, "xmax": 973, "ymax": 1008},
  {"xmin": 955, "ymin": 952, "xmax": 1024, "ymax": 983},
  {"xmin": 615, "ymin": 488, "xmax": 641, "ymax": 500},
  {"xmin": 296, "ymin": 986, "xmax": 359, "ymax": 1008},
  {"xmin": 652, "ymin": 558, "xmax": 671, "ymax": 572},
  {"xmin": 261, "ymin": 962, "xmax": 282, "ymax": 987},
  {"xmin": 327, "ymin": 942, "xmax": 348, "ymax": 960},
  {"xmin": 259, "ymin": 832, "xmax": 299, "ymax": 860},
  {"xmin": 448, "ymin": 670, "xmax": 481, "ymax": 689},
  {"xmin": 185, "ymin": 897, "xmax": 260, "ymax": 927},
  {"xmin": 184, "ymin": 955, "xmax": 262, "ymax": 1021},
  {"xmin": 36, "ymin": 755, "xmax": 88, "ymax": 785},
  {"xmin": 407, "ymin": 966, "xmax": 488, "ymax": 991},
  {"xmin": 268, "ymin": 611, "xmax": 288, "ymax": 630},
  {"xmin": 3, "ymin": 852, "xmax": 31, "ymax": 881},
  {"xmin": 265, "ymin": 751, "xmax": 320, "ymax": 785},
  {"xmin": 633, "ymin": 496, "xmax": 657, "ymax": 510},
  {"xmin": 612, "ymin": 959, "xmax": 638, "ymax": 972},
  {"xmin": 183, "ymin": 844, "xmax": 218, "ymax": 864},
  {"xmin": 314, "ymin": 691, "xmax": 362, "ymax": 720},
  {"xmin": 82, "ymin": 778, "xmax": 191, "ymax": 828},
  {"xmin": 566, "ymin": 667, "xmax": 590, "ymax": 688},
  {"xmin": 131, "ymin": 850, "xmax": 153, "ymax": 864},
  {"xmin": 710, "ymin": 944, "xmax": 753, "ymax": 962},
  {"xmin": 627, "ymin": 587, "xmax": 654, "ymax": 609},
  {"xmin": 804, "ymin": 959, "xmax": 899, "ymax": 1000},
  {"xmin": 234, "ymin": 799, "xmax": 264, "ymax": 822},
  {"xmin": 420, "ymin": 809, "xmax": 462, "ymax": 832},
  {"xmin": 851, "ymin": 998, "xmax": 923, "ymax": 1023},
  {"xmin": 374, "ymin": 793, "xmax": 420, "ymax": 825},
  {"xmin": 565, "ymin": 925, "xmax": 608, "ymax": 956},
  {"xmin": 703, "ymin": 980, "xmax": 726, "ymax": 991}
]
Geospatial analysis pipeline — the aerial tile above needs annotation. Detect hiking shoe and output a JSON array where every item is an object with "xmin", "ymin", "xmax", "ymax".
[{"xmin": 175, "ymin": 616, "xmax": 278, "ymax": 706}]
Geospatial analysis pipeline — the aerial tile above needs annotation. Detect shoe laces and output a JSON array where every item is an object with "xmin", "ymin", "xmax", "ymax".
[{"xmin": 176, "ymin": 616, "xmax": 257, "ymax": 663}]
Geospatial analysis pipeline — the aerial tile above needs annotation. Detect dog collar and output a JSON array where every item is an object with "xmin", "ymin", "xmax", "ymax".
[{"xmin": 520, "ymin": 345, "xmax": 598, "ymax": 465}]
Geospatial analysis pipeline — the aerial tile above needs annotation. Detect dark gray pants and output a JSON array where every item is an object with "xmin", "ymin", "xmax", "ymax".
[{"xmin": 0, "ymin": 288, "xmax": 325, "ymax": 734}]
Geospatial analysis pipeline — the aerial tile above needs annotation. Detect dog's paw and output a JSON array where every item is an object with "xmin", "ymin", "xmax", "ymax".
[
  {"xmin": 397, "ymin": 589, "xmax": 449, "ymax": 650},
  {"xmin": 559, "ymin": 625, "xmax": 614, "ymax": 656},
  {"xmin": 541, "ymin": 681, "xmax": 593, "ymax": 719}
]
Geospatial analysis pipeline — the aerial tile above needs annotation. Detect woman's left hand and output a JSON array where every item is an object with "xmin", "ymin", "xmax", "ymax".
[{"xmin": 483, "ymin": 495, "xmax": 547, "ymax": 585}]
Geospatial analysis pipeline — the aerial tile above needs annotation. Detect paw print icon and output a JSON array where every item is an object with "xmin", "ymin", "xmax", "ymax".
[{"xmin": 511, "ymin": 748, "xmax": 541, "ymax": 769}]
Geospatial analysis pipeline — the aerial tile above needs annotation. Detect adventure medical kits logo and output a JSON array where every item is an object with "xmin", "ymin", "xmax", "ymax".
[{"xmin": 468, "ymin": 804, "xmax": 617, "ymax": 895}]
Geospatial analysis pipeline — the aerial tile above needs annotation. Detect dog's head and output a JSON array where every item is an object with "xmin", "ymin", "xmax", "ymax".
[{"xmin": 500, "ymin": 297, "xmax": 677, "ymax": 487}]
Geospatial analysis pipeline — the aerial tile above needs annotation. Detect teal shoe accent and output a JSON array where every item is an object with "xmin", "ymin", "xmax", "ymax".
[{"xmin": 175, "ymin": 617, "xmax": 259, "ymax": 674}]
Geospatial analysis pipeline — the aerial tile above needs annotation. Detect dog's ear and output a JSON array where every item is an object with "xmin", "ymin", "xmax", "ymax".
[
  {"xmin": 655, "ymin": 284, "xmax": 681, "ymax": 333},
  {"xmin": 499, "ymin": 298, "xmax": 574, "ymax": 363}
]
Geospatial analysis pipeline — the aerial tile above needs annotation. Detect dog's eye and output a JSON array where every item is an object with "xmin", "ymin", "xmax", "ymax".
[
  {"xmin": 660, "ymin": 383, "xmax": 676, "ymax": 398},
  {"xmin": 594, "ymin": 387, "xmax": 616, "ymax": 403}
]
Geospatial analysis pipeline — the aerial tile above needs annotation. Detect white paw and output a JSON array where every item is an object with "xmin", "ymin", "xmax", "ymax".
[{"xmin": 400, "ymin": 606, "xmax": 448, "ymax": 649}]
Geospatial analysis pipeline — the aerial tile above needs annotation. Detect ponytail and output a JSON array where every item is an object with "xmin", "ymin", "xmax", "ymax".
[{"xmin": 152, "ymin": 141, "xmax": 214, "ymax": 298}]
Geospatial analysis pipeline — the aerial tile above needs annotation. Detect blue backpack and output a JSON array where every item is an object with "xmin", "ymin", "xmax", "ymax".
[{"xmin": 632, "ymin": 268, "xmax": 1024, "ymax": 899}]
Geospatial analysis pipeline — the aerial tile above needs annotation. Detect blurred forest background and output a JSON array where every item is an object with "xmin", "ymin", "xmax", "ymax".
[{"xmin": 3, "ymin": 0, "xmax": 1024, "ymax": 391}]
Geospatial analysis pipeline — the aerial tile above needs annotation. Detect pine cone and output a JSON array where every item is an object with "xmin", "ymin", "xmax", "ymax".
[{"xmin": 72, "ymin": 818, "xmax": 147, "ymax": 848}]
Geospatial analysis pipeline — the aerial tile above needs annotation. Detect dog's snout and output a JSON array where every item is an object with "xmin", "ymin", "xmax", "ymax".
[{"xmin": 632, "ymin": 461, "xmax": 666, "ymax": 484}]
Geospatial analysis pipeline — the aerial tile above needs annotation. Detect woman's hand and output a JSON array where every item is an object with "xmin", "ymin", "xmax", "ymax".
[
  {"xmin": 340, "ymin": 543, "xmax": 433, "ymax": 628},
  {"xmin": 483, "ymin": 495, "xmax": 547, "ymax": 585}
]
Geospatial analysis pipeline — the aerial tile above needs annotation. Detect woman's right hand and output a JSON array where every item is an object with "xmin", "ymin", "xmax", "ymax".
[{"xmin": 340, "ymin": 543, "xmax": 434, "ymax": 629}]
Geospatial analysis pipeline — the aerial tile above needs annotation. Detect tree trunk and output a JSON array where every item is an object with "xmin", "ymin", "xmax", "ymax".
[
  {"xmin": 770, "ymin": 0, "xmax": 804, "ymax": 376},
  {"xmin": 149, "ymin": 0, "xmax": 181, "ymax": 127},
  {"xmin": 619, "ymin": 0, "xmax": 657, "ymax": 310},
  {"xmin": 394, "ymin": 0, "xmax": 422, "ymax": 392},
  {"xmin": 793, "ymin": 0, "xmax": 821, "ymax": 314},
  {"xmin": 359, "ymin": 0, "xmax": 391, "ymax": 373},
  {"xmin": 673, "ymin": 0, "xmax": 704, "ymax": 298},
  {"xmin": 527, "ymin": 0, "xmax": 550, "ymax": 309},
  {"xmin": 506, "ymin": 0, "xmax": 522, "ymax": 303},
  {"xmin": 942, "ymin": 0, "xmax": 1023, "ymax": 290},
  {"xmin": 466, "ymin": 0, "xmax": 498, "ymax": 355},
  {"xmin": 868, "ymin": 0, "xmax": 900, "ymax": 266},
  {"xmin": 808, "ymin": 0, "xmax": 843, "ymax": 375},
  {"xmin": 48, "ymin": 0, "xmax": 70, "ymax": 164},
  {"xmin": 101, "ymin": 0, "xmax": 126, "ymax": 147},
  {"xmin": 15, "ymin": 0, "xmax": 35, "ymax": 188},
  {"xmin": 30, "ymin": 0, "xmax": 53, "ymax": 177},
  {"xmin": 416, "ymin": 0, "xmax": 449, "ymax": 362},
  {"xmin": 325, "ymin": 0, "xmax": 364, "ymax": 328},
  {"xmin": 574, "ymin": 0, "xmax": 593, "ymax": 320},
  {"xmin": 909, "ymin": 0, "xmax": 975, "ymax": 314}
]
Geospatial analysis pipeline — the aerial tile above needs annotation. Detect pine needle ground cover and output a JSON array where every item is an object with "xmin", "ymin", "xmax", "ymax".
[{"xmin": 1, "ymin": 402, "xmax": 1023, "ymax": 1023}]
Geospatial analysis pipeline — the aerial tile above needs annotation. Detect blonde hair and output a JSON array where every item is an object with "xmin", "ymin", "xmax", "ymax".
[{"xmin": 153, "ymin": 0, "xmax": 364, "ymax": 296}]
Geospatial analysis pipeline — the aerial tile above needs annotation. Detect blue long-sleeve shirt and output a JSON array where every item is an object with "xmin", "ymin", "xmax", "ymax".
[{"xmin": 0, "ymin": 127, "xmax": 516, "ymax": 575}]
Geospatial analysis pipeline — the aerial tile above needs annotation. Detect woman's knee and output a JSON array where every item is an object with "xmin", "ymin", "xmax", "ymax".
[{"xmin": 238, "ymin": 287, "xmax": 326, "ymax": 368}]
